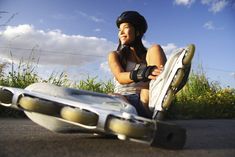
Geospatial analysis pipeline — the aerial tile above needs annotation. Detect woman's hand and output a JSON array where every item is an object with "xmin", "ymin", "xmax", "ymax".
[{"xmin": 148, "ymin": 65, "xmax": 164, "ymax": 80}]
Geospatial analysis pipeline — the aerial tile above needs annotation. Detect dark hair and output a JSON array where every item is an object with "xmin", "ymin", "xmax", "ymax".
[{"xmin": 116, "ymin": 11, "xmax": 148, "ymax": 69}]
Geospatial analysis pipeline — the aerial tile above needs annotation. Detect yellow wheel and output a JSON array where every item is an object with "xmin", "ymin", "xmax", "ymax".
[
  {"xmin": 107, "ymin": 117, "xmax": 151, "ymax": 139},
  {"xmin": 60, "ymin": 106, "xmax": 98, "ymax": 126},
  {"xmin": 183, "ymin": 44, "xmax": 195, "ymax": 65},
  {"xmin": 171, "ymin": 69, "xmax": 185, "ymax": 88},
  {"xmin": 162, "ymin": 89, "xmax": 175, "ymax": 109},
  {"xmin": 0, "ymin": 89, "xmax": 13, "ymax": 104},
  {"xmin": 19, "ymin": 97, "xmax": 60, "ymax": 115}
]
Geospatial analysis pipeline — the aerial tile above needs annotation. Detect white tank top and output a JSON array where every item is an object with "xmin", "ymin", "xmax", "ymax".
[{"xmin": 114, "ymin": 61, "xmax": 149, "ymax": 95}]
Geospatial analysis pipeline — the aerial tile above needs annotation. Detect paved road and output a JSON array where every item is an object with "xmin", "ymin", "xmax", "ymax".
[{"xmin": 0, "ymin": 119, "xmax": 235, "ymax": 157}]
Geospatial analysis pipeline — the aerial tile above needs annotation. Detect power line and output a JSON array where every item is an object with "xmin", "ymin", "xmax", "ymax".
[
  {"xmin": 1, "ymin": 46, "xmax": 234, "ymax": 73},
  {"xmin": 0, "ymin": 46, "xmax": 106, "ymax": 58}
]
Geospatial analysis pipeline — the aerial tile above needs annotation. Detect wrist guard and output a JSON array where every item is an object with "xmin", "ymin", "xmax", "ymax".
[{"xmin": 130, "ymin": 65, "xmax": 156, "ymax": 82}]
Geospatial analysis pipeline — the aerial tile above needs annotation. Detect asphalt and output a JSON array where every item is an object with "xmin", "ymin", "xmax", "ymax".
[{"xmin": 0, "ymin": 119, "xmax": 235, "ymax": 157}]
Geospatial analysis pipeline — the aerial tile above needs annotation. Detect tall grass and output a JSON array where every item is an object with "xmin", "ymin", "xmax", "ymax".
[
  {"xmin": 44, "ymin": 71, "xmax": 71, "ymax": 87},
  {"xmin": 0, "ymin": 52, "xmax": 40, "ymax": 88},
  {"xmin": 167, "ymin": 67, "xmax": 235, "ymax": 119},
  {"xmin": 0, "ymin": 63, "xmax": 7, "ymax": 78},
  {"xmin": 0, "ymin": 57, "xmax": 235, "ymax": 119},
  {"xmin": 74, "ymin": 76, "xmax": 114, "ymax": 93},
  {"xmin": 0, "ymin": 54, "xmax": 73, "ymax": 117}
]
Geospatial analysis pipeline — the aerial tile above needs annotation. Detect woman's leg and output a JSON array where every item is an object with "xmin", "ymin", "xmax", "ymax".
[
  {"xmin": 146, "ymin": 44, "xmax": 167, "ymax": 67},
  {"xmin": 140, "ymin": 88, "xmax": 149, "ymax": 109},
  {"xmin": 140, "ymin": 44, "xmax": 167, "ymax": 108}
]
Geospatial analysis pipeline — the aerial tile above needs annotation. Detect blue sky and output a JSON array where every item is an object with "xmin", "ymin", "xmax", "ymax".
[{"xmin": 0, "ymin": 0, "xmax": 235, "ymax": 88}]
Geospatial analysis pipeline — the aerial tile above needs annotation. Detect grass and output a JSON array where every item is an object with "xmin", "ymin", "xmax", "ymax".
[
  {"xmin": 0, "ymin": 59, "xmax": 235, "ymax": 119},
  {"xmin": 167, "ymin": 67, "xmax": 235, "ymax": 119},
  {"xmin": 75, "ymin": 76, "xmax": 114, "ymax": 94}
]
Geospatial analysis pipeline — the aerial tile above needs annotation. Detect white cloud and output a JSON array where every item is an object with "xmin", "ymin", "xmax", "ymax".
[
  {"xmin": 94, "ymin": 28, "xmax": 101, "ymax": 32},
  {"xmin": 51, "ymin": 13, "xmax": 76, "ymax": 20},
  {"xmin": 39, "ymin": 19, "xmax": 44, "ymax": 24},
  {"xmin": 174, "ymin": 0, "xmax": 195, "ymax": 7},
  {"xmin": 203, "ymin": 21, "xmax": 215, "ymax": 30},
  {"xmin": 174, "ymin": 0, "xmax": 229, "ymax": 13},
  {"xmin": 201, "ymin": 0, "xmax": 212, "ymax": 5},
  {"xmin": 162, "ymin": 43, "xmax": 178, "ymax": 56},
  {"xmin": 142, "ymin": 40, "xmax": 178, "ymax": 56},
  {"xmin": 77, "ymin": 11, "xmax": 105, "ymax": 23},
  {"xmin": 0, "ymin": 24, "xmax": 116, "ymax": 66},
  {"xmin": 210, "ymin": 0, "xmax": 228, "ymax": 13},
  {"xmin": 201, "ymin": 0, "xmax": 228, "ymax": 13},
  {"xmin": 142, "ymin": 39, "xmax": 152, "ymax": 48},
  {"xmin": 203, "ymin": 20, "xmax": 224, "ymax": 30},
  {"xmin": 230, "ymin": 72, "xmax": 235, "ymax": 79},
  {"xmin": 100, "ymin": 61, "xmax": 110, "ymax": 73}
]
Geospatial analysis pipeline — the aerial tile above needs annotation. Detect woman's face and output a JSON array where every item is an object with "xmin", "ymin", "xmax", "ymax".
[{"xmin": 118, "ymin": 22, "xmax": 136, "ymax": 45}]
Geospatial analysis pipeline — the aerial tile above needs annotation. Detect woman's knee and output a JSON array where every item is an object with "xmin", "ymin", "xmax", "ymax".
[{"xmin": 146, "ymin": 44, "xmax": 166, "ymax": 66}]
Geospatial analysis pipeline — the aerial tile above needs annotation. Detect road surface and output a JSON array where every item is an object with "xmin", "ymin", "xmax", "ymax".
[{"xmin": 0, "ymin": 119, "xmax": 234, "ymax": 157}]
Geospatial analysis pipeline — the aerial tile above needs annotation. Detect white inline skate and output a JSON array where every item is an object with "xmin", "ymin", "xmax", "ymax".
[
  {"xmin": 0, "ymin": 82, "xmax": 186, "ymax": 149},
  {"xmin": 149, "ymin": 44, "xmax": 195, "ymax": 120}
]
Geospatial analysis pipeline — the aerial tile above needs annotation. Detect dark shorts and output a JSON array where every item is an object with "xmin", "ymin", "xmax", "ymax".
[{"xmin": 125, "ymin": 94, "xmax": 151, "ymax": 119}]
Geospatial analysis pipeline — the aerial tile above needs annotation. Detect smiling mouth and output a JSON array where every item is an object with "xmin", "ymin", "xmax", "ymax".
[{"xmin": 120, "ymin": 36, "xmax": 127, "ymax": 40}]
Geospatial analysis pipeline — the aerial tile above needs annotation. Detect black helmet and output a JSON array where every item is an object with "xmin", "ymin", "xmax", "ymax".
[{"xmin": 116, "ymin": 11, "xmax": 148, "ymax": 35}]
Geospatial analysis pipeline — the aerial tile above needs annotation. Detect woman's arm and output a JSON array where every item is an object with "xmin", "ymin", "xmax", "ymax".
[{"xmin": 108, "ymin": 51, "xmax": 134, "ymax": 84}]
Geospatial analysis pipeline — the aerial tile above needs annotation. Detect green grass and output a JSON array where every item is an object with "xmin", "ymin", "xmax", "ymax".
[
  {"xmin": 167, "ymin": 68, "xmax": 235, "ymax": 119},
  {"xmin": 0, "ymin": 59, "xmax": 235, "ymax": 119},
  {"xmin": 74, "ymin": 76, "xmax": 114, "ymax": 94}
]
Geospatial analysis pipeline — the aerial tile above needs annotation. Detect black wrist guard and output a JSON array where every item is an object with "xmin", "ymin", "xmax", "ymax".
[{"xmin": 130, "ymin": 65, "xmax": 156, "ymax": 82}]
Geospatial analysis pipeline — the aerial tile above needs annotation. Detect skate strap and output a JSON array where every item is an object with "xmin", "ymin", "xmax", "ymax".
[{"xmin": 134, "ymin": 64, "xmax": 141, "ymax": 71}]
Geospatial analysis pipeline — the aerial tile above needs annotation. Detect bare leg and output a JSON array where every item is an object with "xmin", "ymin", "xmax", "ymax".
[
  {"xmin": 140, "ymin": 44, "xmax": 167, "ymax": 108},
  {"xmin": 146, "ymin": 44, "xmax": 167, "ymax": 67},
  {"xmin": 140, "ymin": 89, "xmax": 149, "ymax": 109}
]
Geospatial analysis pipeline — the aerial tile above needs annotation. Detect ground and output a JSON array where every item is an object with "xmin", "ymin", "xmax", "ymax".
[{"xmin": 0, "ymin": 119, "xmax": 234, "ymax": 157}]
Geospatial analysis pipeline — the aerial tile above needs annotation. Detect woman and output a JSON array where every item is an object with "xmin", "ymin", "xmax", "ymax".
[{"xmin": 108, "ymin": 11, "xmax": 167, "ymax": 118}]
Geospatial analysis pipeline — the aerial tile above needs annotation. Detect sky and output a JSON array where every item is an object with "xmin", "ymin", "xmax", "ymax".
[{"xmin": 0, "ymin": 0, "xmax": 235, "ymax": 88}]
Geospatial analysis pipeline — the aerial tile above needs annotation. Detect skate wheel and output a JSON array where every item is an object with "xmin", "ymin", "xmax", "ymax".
[
  {"xmin": 107, "ymin": 117, "xmax": 150, "ymax": 139},
  {"xmin": 60, "ymin": 107, "xmax": 98, "ymax": 126},
  {"xmin": 183, "ymin": 44, "xmax": 195, "ymax": 65},
  {"xmin": 162, "ymin": 89, "xmax": 174, "ymax": 109},
  {"xmin": 19, "ymin": 97, "xmax": 60, "ymax": 115},
  {"xmin": 171, "ymin": 69, "xmax": 185, "ymax": 88},
  {"xmin": 0, "ymin": 89, "xmax": 13, "ymax": 104}
]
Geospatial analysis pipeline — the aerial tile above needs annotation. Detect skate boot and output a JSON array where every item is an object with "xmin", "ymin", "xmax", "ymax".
[
  {"xmin": 0, "ymin": 83, "xmax": 155, "ymax": 138},
  {"xmin": 149, "ymin": 44, "xmax": 195, "ymax": 120},
  {"xmin": 0, "ymin": 83, "xmax": 187, "ymax": 149},
  {"xmin": 0, "ymin": 83, "xmax": 138, "ymax": 133}
]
